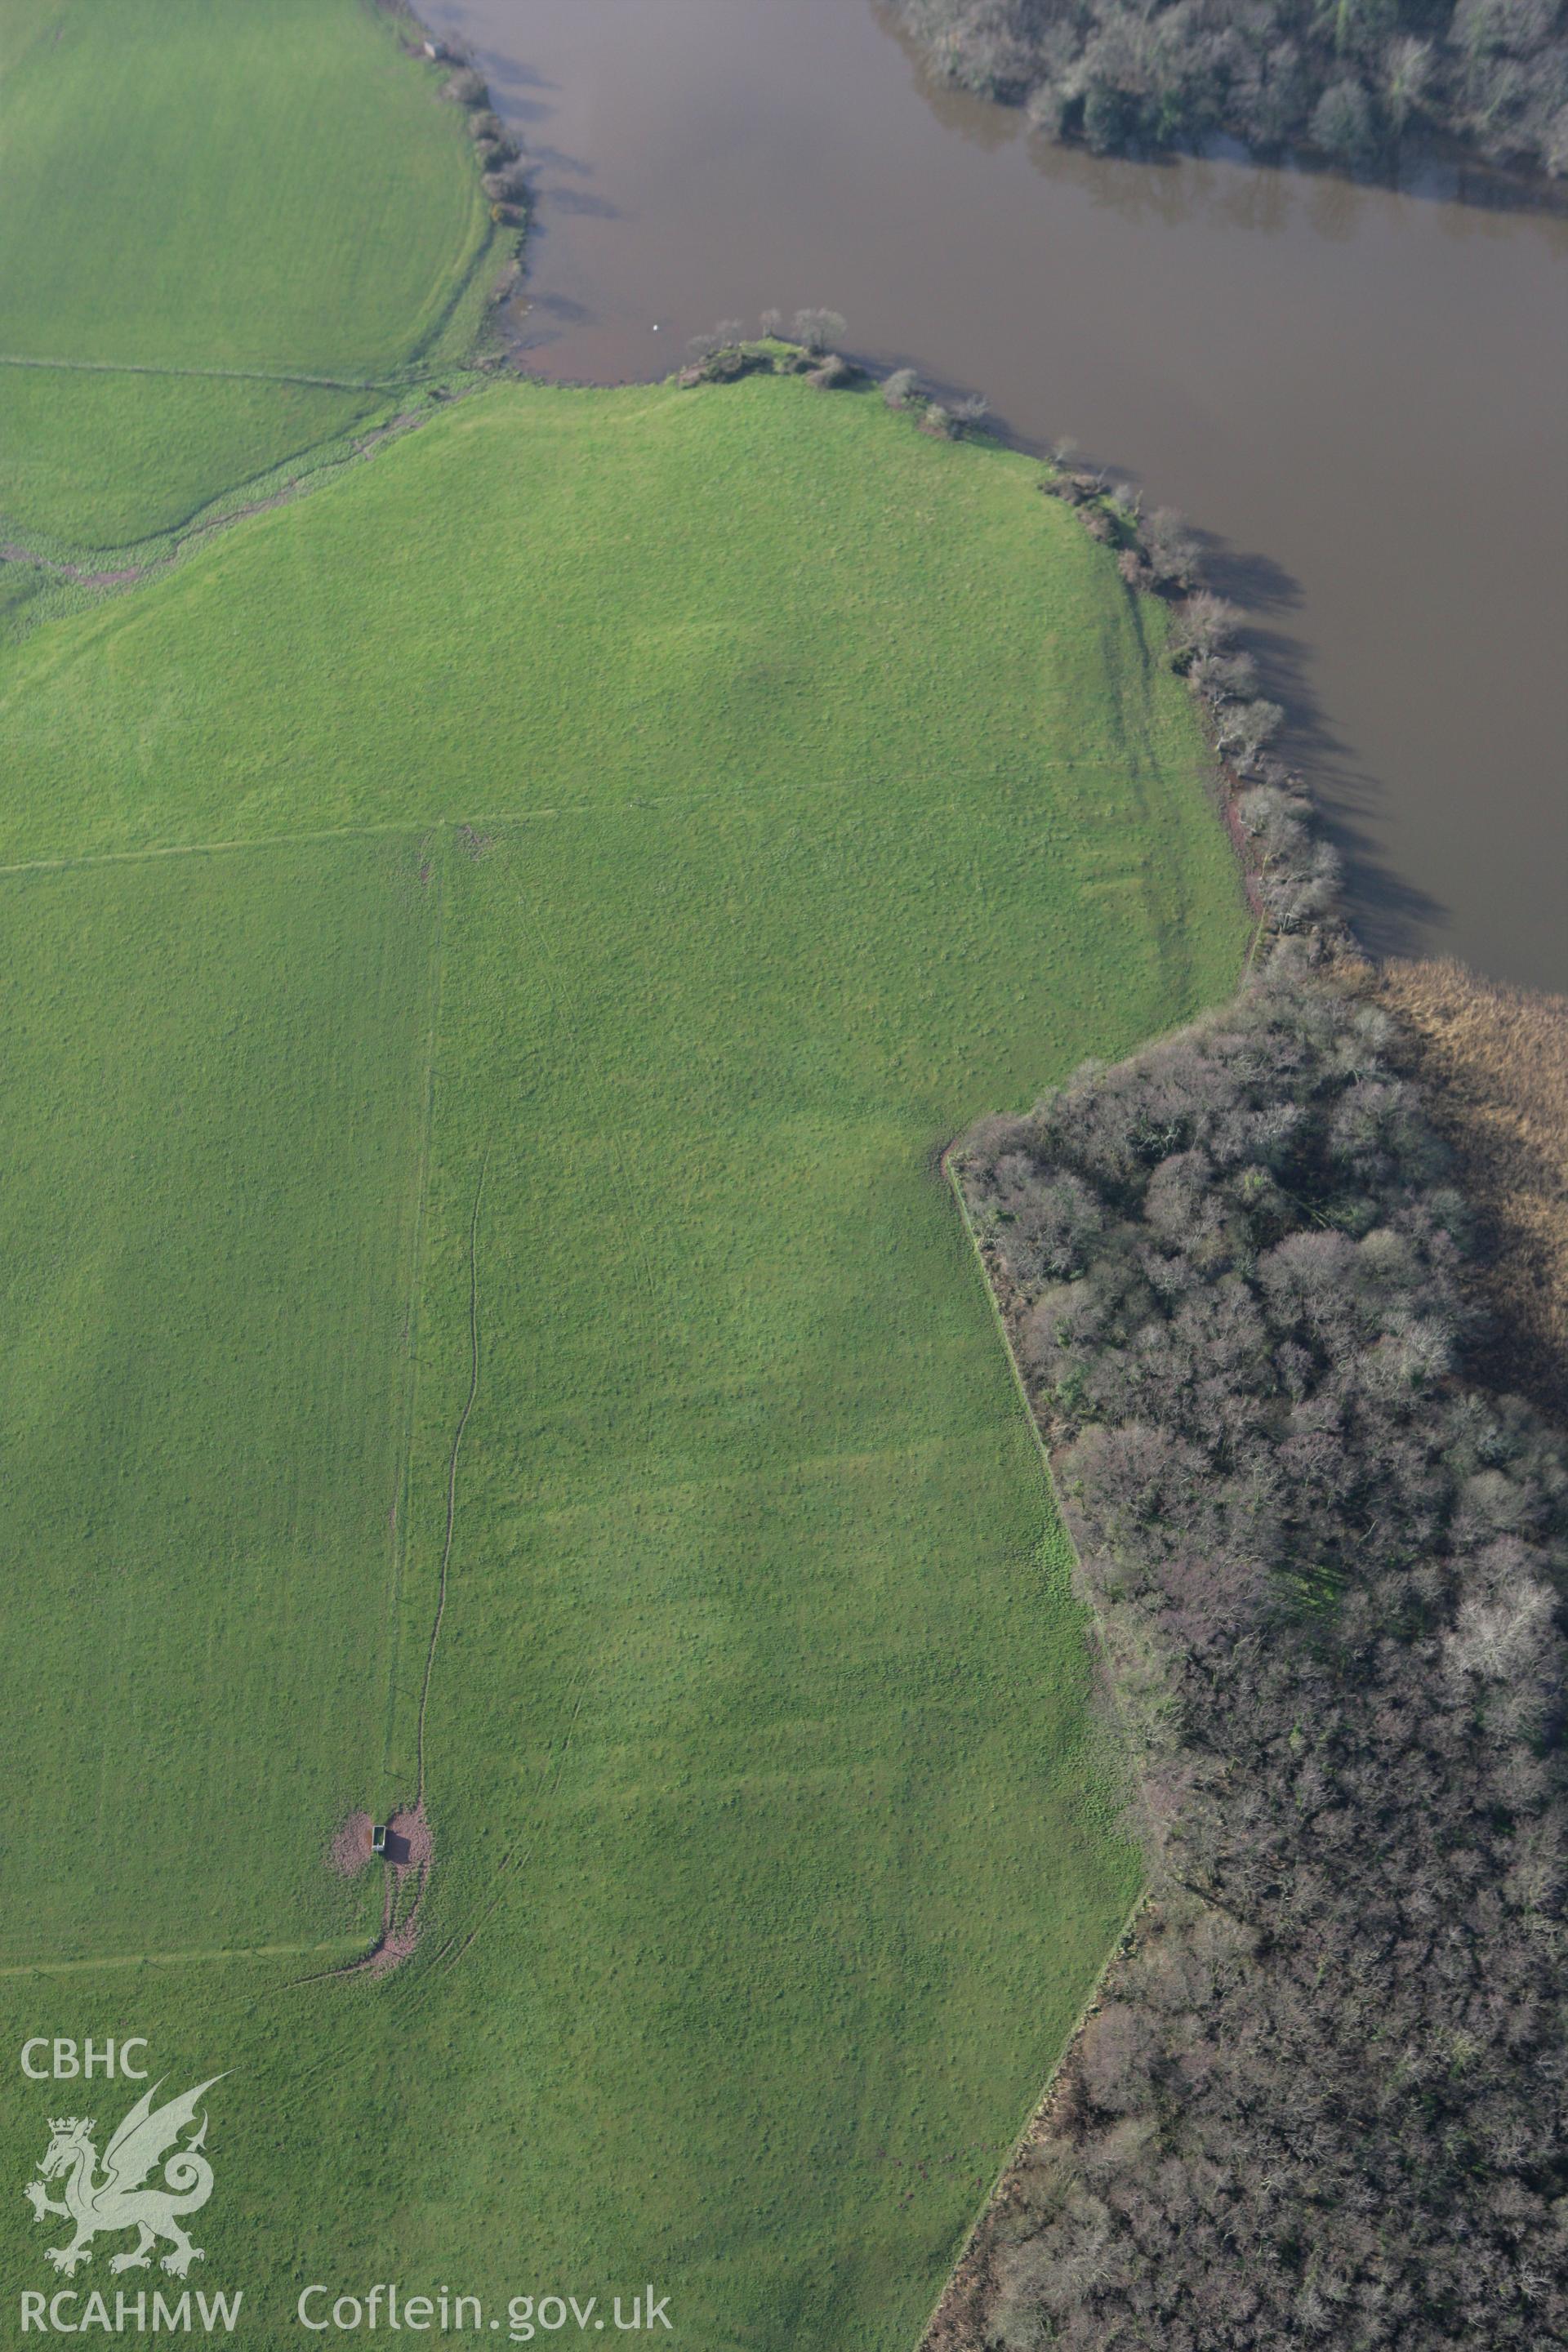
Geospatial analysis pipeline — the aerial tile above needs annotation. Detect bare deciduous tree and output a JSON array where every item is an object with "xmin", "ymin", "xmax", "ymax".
[
  {"xmin": 687, "ymin": 319, "xmax": 745, "ymax": 359},
  {"xmin": 1142, "ymin": 506, "xmax": 1202, "ymax": 589},
  {"xmin": 890, "ymin": 0, "xmax": 1568, "ymax": 177},
  {"xmin": 1382, "ymin": 31, "xmax": 1435, "ymax": 126},
  {"xmin": 1168, "ymin": 591, "xmax": 1241, "ymax": 662},
  {"xmin": 1215, "ymin": 697, "xmax": 1285, "ymax": 765},
  {"xmin": 790, "ymin": 306, "xmax": 847, "ymax": 354}
]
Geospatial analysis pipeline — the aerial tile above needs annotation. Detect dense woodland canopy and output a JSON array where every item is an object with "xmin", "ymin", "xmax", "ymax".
[
  {"xmin": 893, "ymin": 0, "xmax": 1568, "ymax": 176},
  {"xmin": 948, "ymin": 958, "xmax": 1568, "ymax": 2348}
]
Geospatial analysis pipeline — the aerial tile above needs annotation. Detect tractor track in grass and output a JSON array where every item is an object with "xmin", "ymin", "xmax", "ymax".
[
  {"xmin": 0, "ymin": 1936, "xmax": 367, "ymax": 1979},
  {"xmin": 0, "ymin": 352, "xmax": 408, "ymax": 392},
  {"xmin": 1, "ymin": 384, "xmax": 470, "ymax": 606},
  {"xmin": 0, "ymin": 820, "xmax": 439, "ymax": 881},
  {"xmin": 272, "ymin": 1692, "xmax": 569, "ymax": 2047},
  {"xmin": 274, "ymin": 1144, "xmax": 486, "ymax": 1998},
  {"xmin": 0, "ymin": 768, "xmax": 1136, "ymax": 893},
  {"xmin": 504, "ymin": 860, "xmax": 669, "ymax": 1374},
  {"xmin": 415, "ymin": 1150, "xmax": 488, "ymax": 1810},
  {"xmin": 429, "ymin": 1684, "xmax": 590, "ymax": 1980},
  {"xmin": 382, "ymin": 831, "xmax": 449, "ymax": 1780}
]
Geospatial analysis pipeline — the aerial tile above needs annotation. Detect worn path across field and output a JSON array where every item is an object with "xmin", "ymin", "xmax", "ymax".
[{"xmin": 0, "ymin": 0, "xmax": 495, "ymax": 547}]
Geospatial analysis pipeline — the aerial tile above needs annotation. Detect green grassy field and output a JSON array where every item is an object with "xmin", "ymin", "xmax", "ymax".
[
  {"xmin": 0, "ymin": 0, "xmax": 495, "ymax": 549},
  {"xmin": 0, "ymin": 836, "xmax": 438, "ymax": 1965},
  {"xmin": 0, "ymin": 376, "xmax": 1246, "ymax": 2348}
]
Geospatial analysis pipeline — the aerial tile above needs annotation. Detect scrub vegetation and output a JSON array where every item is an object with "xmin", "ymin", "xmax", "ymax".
[
  {"xmin": 0, "ymin": 372, "xmax": 1246, "ymax": 2347},
  {"xmin": 0, "ymin": 0, "xmax": 498, "ymax": 550},
  {"xmin": 893, "ymin": 0, "xmax": 1568, "ymax": 180}
]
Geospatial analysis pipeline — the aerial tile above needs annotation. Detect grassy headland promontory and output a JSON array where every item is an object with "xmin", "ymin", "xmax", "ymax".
[{"xmin": 0, "ymin": 361, "xmax": 1248, "ymax": 2347}]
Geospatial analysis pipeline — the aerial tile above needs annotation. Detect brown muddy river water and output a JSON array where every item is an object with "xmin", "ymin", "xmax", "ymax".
[{"xmin": 430, "ymin": 0, "xmax": 1566, "ymax": 991}]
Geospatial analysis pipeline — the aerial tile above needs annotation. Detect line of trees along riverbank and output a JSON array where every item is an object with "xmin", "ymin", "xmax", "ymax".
[
  {"xmin": 846, "ymin": 306, "xmax": 1568, "ymax": 2344},
  {"xmin": 892, "ymin": 0, "xmax": 1568, "ymax": 180}
]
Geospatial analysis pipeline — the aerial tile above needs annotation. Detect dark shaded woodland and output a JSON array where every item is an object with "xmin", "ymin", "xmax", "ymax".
[
  {"xmin": 942, "ymin": 957, "xmax": 1568, "ymax": 2348},
  {"xmin": 893, "ymin": 0, "xmax": 1568, "ymax": 178}
]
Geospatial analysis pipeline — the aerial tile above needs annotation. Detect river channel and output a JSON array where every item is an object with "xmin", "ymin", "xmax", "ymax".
[{"xmin": 427, "ymin": 0, "xmax": 1567, "ymax": 991}]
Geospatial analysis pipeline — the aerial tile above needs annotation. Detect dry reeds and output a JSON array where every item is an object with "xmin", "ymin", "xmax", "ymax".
[{"xmin": 1380, "ymin": 957, "xmax": 1568, "ymax": 1419}]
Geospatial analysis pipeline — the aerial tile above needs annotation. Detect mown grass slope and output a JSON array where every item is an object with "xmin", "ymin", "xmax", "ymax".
[
  {"xmin": 0, "ymin": 0, "xmax": 493, "ymax": 548},
  {"xmin": 0, "ymin": 376, "xmax": 1246, "ymax": 2350}
]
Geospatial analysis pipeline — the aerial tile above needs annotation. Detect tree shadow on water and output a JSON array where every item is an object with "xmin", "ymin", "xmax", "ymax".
[
  {"xmin": 1175, "ymin": 525, "xmax": 1446, "ymax": 958},
  {"xmin": 540, "ymin": 186, "xmax": 623, "ymax": 220},
  {"xmin": 458, "ymin": 44, "xmax": 559, "ymax": 126}
]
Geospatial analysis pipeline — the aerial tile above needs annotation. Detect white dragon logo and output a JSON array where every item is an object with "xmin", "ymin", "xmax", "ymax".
[{"xmin": 24, "ymin": 2077, "xmax": 224, "ymax": 2278}]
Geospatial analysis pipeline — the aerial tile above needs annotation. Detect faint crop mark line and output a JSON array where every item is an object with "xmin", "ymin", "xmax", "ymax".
[
  {"xmin": 0, "ymin": 765, "xmax": 1112, "ymax": 888},
  {"xmin": 382, "ymin": 835, "xmax": 448, "ymax": 1779},
  {"xmin": 503, "ymin": 864, "xmax": 667, "ymax": 1363},
  {"xmin": 276, "ymin": 1145, "xmax": 489, "ymax": 2009},
  {"xmin": 0, "ymin": 353, "xmax": 405, "ymax": 393},
  {"xmin": 433, "ymin": 1686, "xmax": 590, "ymax": 1980},
  {"xmin": 414, "ymin": 1151, "xmax": 488, "ymax": 1809},
  {"xmin": 0, "ymin": 1936, "xmax": 365, "ymax": 1980},
  {"xmin": 369, "ymin": 1683, "xmax": 591, "ymax": 2040},
  {"xmin": 0, "ymin": 821, "xmax": 436, "ymax": 882}
]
